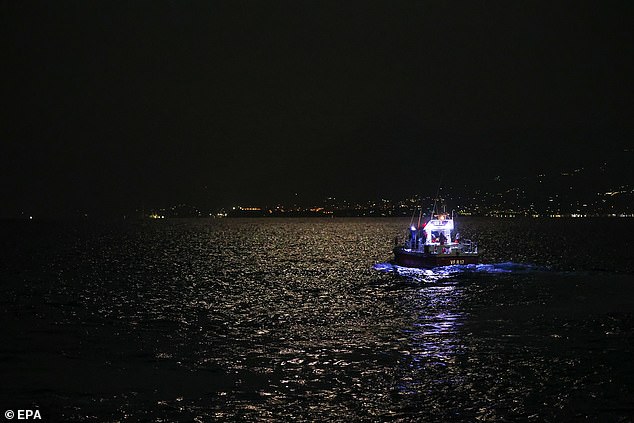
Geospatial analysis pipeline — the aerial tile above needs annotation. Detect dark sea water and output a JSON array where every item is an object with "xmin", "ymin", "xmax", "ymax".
[{"xmin": 1, "ymin": 217, "xmax": 634, "ymax": 422}]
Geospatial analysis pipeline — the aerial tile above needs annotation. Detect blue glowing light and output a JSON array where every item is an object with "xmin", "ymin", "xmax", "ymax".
[{"xmin": 373, "ymin": 261, "xmax": 549, "ymax": 283}]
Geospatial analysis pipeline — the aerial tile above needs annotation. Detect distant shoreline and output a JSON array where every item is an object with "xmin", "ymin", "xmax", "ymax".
[{"xmin": 3, "ymin": 214, "xmax": 634, "ymax": 222}]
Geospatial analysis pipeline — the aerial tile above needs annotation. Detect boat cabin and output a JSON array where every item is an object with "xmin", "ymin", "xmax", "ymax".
[
  {"xmin": 406, "ymin": 213, "xmax": 456, "ymax": 250},
  {"xmin": 423, "ymin": 213, "xmax": 454, "ymax": 245}
]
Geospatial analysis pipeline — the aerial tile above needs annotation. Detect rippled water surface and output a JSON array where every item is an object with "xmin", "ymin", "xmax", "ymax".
[{"xmin": 1, "ymin": 217, "xmax": 634, "ymax": 421}]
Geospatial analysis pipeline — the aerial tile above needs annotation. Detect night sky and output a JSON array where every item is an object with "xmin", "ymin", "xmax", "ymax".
[{"xmin": 2, "ymin": 1, "xmax": 633, "ymax": 217}]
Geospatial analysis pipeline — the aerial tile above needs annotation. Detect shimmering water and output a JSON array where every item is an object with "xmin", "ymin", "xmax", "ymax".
[{"xmin": 1, "ymin": 217, "xmax": 634, "ymax": 421}]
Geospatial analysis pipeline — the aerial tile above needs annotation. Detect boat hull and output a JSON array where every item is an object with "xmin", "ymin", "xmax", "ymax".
[{"xmin": 393, "ymin": 247, "xmax": 479, "ymax": 268}]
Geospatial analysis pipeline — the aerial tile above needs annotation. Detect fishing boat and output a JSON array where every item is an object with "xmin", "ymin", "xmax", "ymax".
[{"xmin": 393, "ymin": 203, "xmax": 479, "ymax": 268}]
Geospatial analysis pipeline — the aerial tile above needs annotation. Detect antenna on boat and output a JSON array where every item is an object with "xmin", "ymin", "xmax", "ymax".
[
  {"xmin": 431, "ymin": 172, "xmax": 444, "ymax": 220},
  {"xmin": 435, "ymin": 173, "xmax": 443, "ymax": 201},
  {"xmin": 409, "ymin": 207, "xmax": 417, "ymax": 228}
]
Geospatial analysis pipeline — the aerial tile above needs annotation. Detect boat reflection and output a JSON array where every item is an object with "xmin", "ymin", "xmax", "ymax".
[
  {"xmin": 397, "ymin": 283, "xmax": 467, "ymax": 395},
  {"xmin": 374, "ymin": 262, "xmax": 475, "ymax": 283}
]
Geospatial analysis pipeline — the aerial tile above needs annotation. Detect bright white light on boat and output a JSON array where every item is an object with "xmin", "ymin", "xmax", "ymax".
[{"xmin": 410, "ymin": 225, "xmax": 416, "ymax": 231}]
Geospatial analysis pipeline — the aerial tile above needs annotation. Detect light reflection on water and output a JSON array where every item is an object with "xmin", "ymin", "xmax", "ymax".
[
  {"xmin": 400, "ymin": 284, "xmax": 465, "ymax": 394},
  {"xmin": 374, "ymin": 261, "xmax": 550, "ymax": 283},
  {"xmin": 1, "ymin": 217, "xmax": 634, "ymax": 421}
]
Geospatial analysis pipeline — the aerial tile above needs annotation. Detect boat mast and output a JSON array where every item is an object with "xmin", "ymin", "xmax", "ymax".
[{"xmin": 433, "ymin": 173, "xmax": 443, "ymax": 219}]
